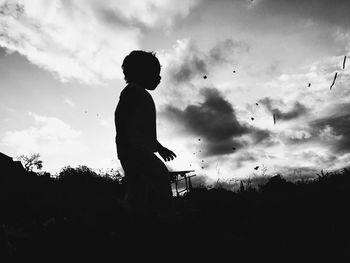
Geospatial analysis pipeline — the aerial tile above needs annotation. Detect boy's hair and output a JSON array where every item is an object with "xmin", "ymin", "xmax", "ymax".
[{"xmin": 121, "ymin": 50, "xmax": 161, "ymax": 84}]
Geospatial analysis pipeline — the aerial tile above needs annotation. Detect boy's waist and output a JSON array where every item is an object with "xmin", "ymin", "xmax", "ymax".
[{"xmin": 116, "ymin": 137, "xmax": 157, "ymax": 158}]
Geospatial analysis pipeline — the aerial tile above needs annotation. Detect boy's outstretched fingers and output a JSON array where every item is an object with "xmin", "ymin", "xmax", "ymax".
[{"xmin": 160, "ymin": 147, "xmax": 176, "ymax": 162}]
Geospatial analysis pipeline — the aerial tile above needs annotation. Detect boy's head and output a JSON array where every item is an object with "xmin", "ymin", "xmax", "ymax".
[{"xmin": 122, "ymin": 50, "xmax": 161, "ymax": 90}]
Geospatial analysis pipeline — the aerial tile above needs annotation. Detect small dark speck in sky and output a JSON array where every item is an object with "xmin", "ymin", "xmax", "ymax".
[
  {"xmin": 308, "ymin": 83, "xmax": 311, "ymax": 87},
  {"xmin": 233, "ymin": 70, "xmax": 236, "ymax": 73},
  {"xmin": 251, "ymin": 117, "xmax": 254, "ymax": 121},
  {"xmin": 256, "ymin": 103, "xmax": 259, "ymax": 106},
  {"xmin": 198, "ymin": 138, "xmax": 201, "ymax": 141},
  {"xmin": 254, "ymin": 166, "xmax": 259, "ymax": 170},
  {"xmin": 203, "ymin": 75, "xmax": 207, "ymax": 79}
]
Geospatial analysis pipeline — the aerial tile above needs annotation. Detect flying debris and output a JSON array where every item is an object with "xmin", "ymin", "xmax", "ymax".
[
  {"xmin": 251, "ymin": 117, "xmax": 254, "ymax": 121},
  {"xmin": 343, "ymin": 56, "xmax": 347, "ymax": 70},
  {"xmin": 308, "ymin": 83, "xmax": 311, "ymax": 87},
  {"xmin": 254, "ymin": 166, "xmax": 259, "ymax": 170},
  {"xmin": 273, "ymin": 113, "xmax": 276, "ymax": 124},
  {"xmin": 330, "ymin": 72, "xmax": 338, "ymax": 90},
  {"xmin": 203, "ymin": 75, "xmax": 207, "ymax": 79},
  {"xmin": 256, "ymin": 103, "xmax": 259, "ymax": 106},
  {"xmin": 233, "ymin": 70, "xmax": 236, "ymax": 73},
  {"xmin": 198, "ymin": 138, "xmax": 201, "ymax": 141}
]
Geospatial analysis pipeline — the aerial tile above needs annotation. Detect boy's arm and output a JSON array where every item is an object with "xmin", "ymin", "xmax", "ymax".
[{"xmin": 157, "ymin": 141, "xmax": 176, "ymax": 162}]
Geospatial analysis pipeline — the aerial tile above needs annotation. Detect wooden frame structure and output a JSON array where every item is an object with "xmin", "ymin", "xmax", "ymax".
[{"xmin": 169, "ymin": 170, "xmax": 196, "ymax": 197}]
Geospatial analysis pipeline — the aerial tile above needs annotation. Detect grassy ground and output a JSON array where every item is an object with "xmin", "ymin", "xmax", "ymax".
[{"xmin": 1, "ymin": 166, "xmax": 350, "ymax": 260}]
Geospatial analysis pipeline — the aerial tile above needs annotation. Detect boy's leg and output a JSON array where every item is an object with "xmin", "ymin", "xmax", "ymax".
[
  {"xmin": 145, "ymin": 153, "xmax": 173, "ymax": 212},
  {"xmin": 120, "ymin": 157, "xmax": 152, "ymax": 216},
  {"xmin": 120, "ymin": 152, "xmax": 173, "ymax": 215}
]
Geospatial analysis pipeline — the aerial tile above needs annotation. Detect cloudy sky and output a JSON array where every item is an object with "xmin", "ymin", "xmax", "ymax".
[{"xmin": 1, "ymin": 0, "xmax": 350, "ymax": 183}]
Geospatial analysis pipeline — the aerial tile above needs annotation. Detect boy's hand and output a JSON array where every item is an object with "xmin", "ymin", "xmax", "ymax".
[{"xmin": 158, "ymin": 146, "xmax": 176, "ymax": 162}]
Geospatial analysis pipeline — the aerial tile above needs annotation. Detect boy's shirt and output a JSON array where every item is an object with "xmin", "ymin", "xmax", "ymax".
[{"xmin": 115, "ymin": 83, "xmax": 157, "ymax": 159}]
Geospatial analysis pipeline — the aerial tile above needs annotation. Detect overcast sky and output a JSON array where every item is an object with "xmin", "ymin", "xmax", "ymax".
[{"xmin": 1, "ymin": 0, "xmax": 350, "ymax": 183}]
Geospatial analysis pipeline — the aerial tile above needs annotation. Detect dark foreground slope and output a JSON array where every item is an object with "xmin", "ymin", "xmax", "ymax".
[{"xmin": 1, "ymin": 166, "xmax": 350, "ymax": 260}]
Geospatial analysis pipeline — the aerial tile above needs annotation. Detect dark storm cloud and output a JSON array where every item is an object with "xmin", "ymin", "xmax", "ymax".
[
  {"xmin": 259, "ymin": 97, "xmax": 309, "ymax": 121},
  {"xmin": 172, "ymin": 54, "xmax": 208, "ymax": 83},
  {"xmin": 253, "ymin": 0, "xmax": 350, "ymax": 28},
  {"xmin": 164, "ymin": 87, "xmax": 273, "ymax": 156},
  {"xmin": 308, "ymin": 103, "xmax": 350, "ymax": 154},
  {"xmin": 168, "ymin": 39, "xmax": 249, "ymax": 84},
  {"xmin": 251, "ymin": 129, "xmax": 275, "ymax": 146},
  {"xmin": 167, "ymin": 88, "xmax": 248, "ymax": 139}
]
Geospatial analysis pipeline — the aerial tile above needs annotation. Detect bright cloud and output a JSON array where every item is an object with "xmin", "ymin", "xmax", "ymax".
[
  {"xmin": 2, "ymin": 112, "xmax": 87, "ymax": 156},
  {"xmin": 63, "ymin": 98, "xmax": 75, "ymax": 107},
  {"xmin": 0, "ymin": 0, "xmax": 200, "ymax": 84}
]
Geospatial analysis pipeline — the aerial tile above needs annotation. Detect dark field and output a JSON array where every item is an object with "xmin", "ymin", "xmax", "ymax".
[{"xmin": 1, "ymin": 165, "xmax": 350, "ymax": 260}]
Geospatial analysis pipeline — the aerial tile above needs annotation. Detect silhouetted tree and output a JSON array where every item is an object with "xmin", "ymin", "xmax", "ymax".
[{"xmin": 16, "ymin": 153, "xmax": 43, "ymax": 172}]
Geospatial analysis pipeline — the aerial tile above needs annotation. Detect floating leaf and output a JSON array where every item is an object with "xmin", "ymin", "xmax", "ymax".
[{"xmin": 330, "ymin": 72, "xmax": 338, "ymax": 90}]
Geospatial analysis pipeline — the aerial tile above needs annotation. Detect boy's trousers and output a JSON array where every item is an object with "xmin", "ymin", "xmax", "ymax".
[{"xmin": 119, "ymin": 150, "xmax": 173, "ymax": 215}]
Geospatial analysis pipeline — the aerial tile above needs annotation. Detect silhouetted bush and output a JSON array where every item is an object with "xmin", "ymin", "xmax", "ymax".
[
  {"xmin": 1, "ymin": 166, "xmax": 350, "ymax": 259},
  {"xmin": 58, "ymin": 165, "xmax": 99, "ymax": 182}
]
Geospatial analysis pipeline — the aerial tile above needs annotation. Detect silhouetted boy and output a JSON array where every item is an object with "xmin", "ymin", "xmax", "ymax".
[{"xmin": 115, "ymin": 50, "xmax": 176, "ymax": 217}]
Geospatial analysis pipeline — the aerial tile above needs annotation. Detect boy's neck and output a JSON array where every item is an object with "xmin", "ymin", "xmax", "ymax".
[
  {"xmin": 128, "ymin": 82, "xmax": 155, "ymax": 92},
  {"xmin": 129, "ymin": 82, "xmax": 145, "ymax": 89}
]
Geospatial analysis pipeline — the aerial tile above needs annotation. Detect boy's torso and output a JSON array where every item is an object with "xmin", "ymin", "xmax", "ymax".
[{"xmin": 115, "ymin": 83, "xmax": 157, "ymax": 158}]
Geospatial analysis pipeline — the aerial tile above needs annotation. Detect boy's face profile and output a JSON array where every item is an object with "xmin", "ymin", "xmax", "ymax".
[{"xmin": 143, "ymin": 67, "xmax": 161, "ymax": 91}]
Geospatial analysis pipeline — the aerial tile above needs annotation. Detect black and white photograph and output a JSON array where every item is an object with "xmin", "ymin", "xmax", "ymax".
[{"xmin": 1, "ymin": 0, "xmax": 350, "ymax": 260}]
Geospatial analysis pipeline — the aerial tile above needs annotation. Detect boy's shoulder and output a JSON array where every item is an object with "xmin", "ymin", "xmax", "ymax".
[{"xmin": 120, "ymin": 83, "xmax": 150, "ymax": 99}]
